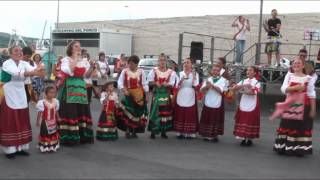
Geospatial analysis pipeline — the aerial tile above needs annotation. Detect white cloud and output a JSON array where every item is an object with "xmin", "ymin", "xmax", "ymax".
[{"xmin": 1, "ymin": 1, "xmax": 320, "ymax": 38}]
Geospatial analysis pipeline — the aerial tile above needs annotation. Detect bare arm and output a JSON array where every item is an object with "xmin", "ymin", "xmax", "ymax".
[
  {"xmin": 36, "ymin": 112, "xmax": 42, "ymax": 127},
  {"xmin": 246, "ymin": 19, "xmax": 251, "ymax": 31},
  {"xmin": 231, "ymin": 17, "xmax": 239, "ymax": 27},
  {"xmin": 309, "ymin": 98, "xmax": 316, "ymax": 118}
]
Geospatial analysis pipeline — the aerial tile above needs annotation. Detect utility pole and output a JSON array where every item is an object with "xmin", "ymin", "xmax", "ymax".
[{"xmin": 56, "ymin": 0, "xmax": 60, "ymax": 29}]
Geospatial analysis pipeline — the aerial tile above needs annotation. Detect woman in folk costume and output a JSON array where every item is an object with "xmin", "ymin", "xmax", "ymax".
[
  {"xmin": 57, "ymin": 41, "xmax": 95, "ymax": 145},
  {"xmin": 232, "ymin": 66, "xmax": 261, "ymax": 146},
  {"xmin": 199, "ymin": 64, "xmax": 227, "ymax": 142},
  {"xmin": 96, "ymin": 81, "xmax": 119, "ymax": 141},
  {"xmin": 0, "ymin": 46, "xmax": 44, "ymax": 159},
  {"xmin": 36, "ymin": 86, "xmax": 60, "ymax": 153},
  {"xmin": 272, "ymin": 58, "xmax": 316, "ymax": 156},
  {"xmin": 174, "ymin": 58, "xmax": 199, "ymax": 139},
  {"xmin": 147, "ymin": 54, "xmax": 176, "ymax": 139},
  {"xmin": 270, "ymin": 49, "xmax": 318, "ymax": 121},
  {"xmin": 116, "ymin": 55, "xmax": 149, "ymax": 139}
]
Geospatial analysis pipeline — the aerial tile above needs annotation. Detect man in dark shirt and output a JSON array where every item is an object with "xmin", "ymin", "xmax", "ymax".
[{"xmin": 263, "ymin": 9, "xmax": 282, "ymax": 67}]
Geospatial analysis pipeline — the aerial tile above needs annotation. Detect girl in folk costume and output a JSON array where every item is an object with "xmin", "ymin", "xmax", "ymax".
[
  {"xmin": 96, "ymin": 81, "xmax": 119, "ymax": 141},
  {"xmin": 174, "ymin": 58, "xmax": 199, "ymax": 139},
  {"xmin": 199, "ymin": 64, "xmax": 227, "ymax": 142},
  {"xmin": 0, "ymin": 46, "xmax": 44, "ymax": 159},
  {"xmin": 272, "ymin": 59, "xmax": 316, "ymax": 156},
  {"xmin": 116, "ymin": 55, "xmax": 149, "ymax": 139},
  {"xmin": 52, "ymin": 55, "xmax": 64, "ymax": 89},
  {"xmin": 31, "ymin": 54, "xmax": 46, "ymax": 102},
  {"xmin": 58, "ymin": 41, "xmax": 95, "ymax": 145},
  {"xmin": 36, "ymin": 86, "xmax": 60, "ymax": 153},
  {"xmin": 232, "ymin": 66, "xmax": 261, "ymax": 146},
  {"xmin": 147, "ymin": 54, "xmax": 176, "ymax": 139}
]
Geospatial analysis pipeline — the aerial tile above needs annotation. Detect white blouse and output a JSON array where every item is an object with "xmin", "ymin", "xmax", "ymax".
[
  {"xmin": 220, "ymin": 68, "xmax": 229, "ymax": 92},
  {"xmin": 61, "ymin": 57, "xmax": 89, "ymax": 77},
  {"xmin": 82, "ymin": 58, "xmax": 102, "ymax": 85},
  {"xmin": 281, "ymin": 73, "xmax": 316, "ymax": 98},
  {"xmin": 33, "ymin": 62, "xmax": 45, "ymax": 78},
  {"xmin": 201, "ymin": 76, "xmax": 226, "ymax": 108},
  {"xmin": 24, "ymin": 61, "xmax": 35, "ymax": 84},
  {"xmin": 176, "ymin": 71, "xmax": 199, "ymax": 107},
  {"xmin": 117, "ymin": 68, "xmax": 149, "ymax": 92},
  {"xmin": 97, "ymin": 60, "xmax": 109, "ymax": 76},
  {"xmin": 147, "ymin": 67, "xmax": 176, "ymax": 87},
  {"xmin": 36, "ymin": 98, "xmax": 60, "ymax": 112},
  {"xmin": 2, "ymin": 59, "xmax": 36, "ymax": 109},
  {"xmin": 100, "ymin": 91, "xmax": 119, "ymax": 105},
  {"xmin": 237, "ymin": 78, "xmax": 261, "ymax": 112}
]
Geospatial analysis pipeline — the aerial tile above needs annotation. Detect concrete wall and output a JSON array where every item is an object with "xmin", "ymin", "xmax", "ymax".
[{"xmin": 58, "ymin": 13, "xmax": 320, "ymax": 64}]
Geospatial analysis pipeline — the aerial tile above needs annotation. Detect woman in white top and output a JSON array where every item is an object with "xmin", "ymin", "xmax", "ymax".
[
  {"xmin": 174, "ymin": 58, "xmax": 199, "ymax": 139},
  {"xmin": 273, "ymin": 58, "xmax": 316, "ymax": 156},
  {"xmin": 232, "ymin": 66, "xmax": 261, "ymax": 146},
  {"xmin": 232, "ymin": 16, "xmax": 250, "ymax": 65},
  {"xmin": 199, "ymin": 64, "xmax": 227, "ymax": 142},
  {"xmin": 31, "ymin": 54, "xmax": 46, "ymax": 102},
  {"xmin": 96, "ymin": 52, "xmax": 110, "ymax": 86},
  {"xmin": 0, "ymin": 45, "xmax": 44, "ymax": 159}
]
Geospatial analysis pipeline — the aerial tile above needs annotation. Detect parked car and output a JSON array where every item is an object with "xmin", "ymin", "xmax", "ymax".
[
  {"xmin": 106, "ymin": 55, "xmax": 120, "ymax": 79},
  {"xmin": 138, "ymin": 58, "xmax": 177, "ymax": 77}
]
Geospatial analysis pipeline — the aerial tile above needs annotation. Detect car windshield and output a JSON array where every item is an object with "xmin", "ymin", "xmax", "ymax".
[
  {"xmin": 107, "ymin": 57, "xmax": 117, "ymax": 65},
  {"xmin": 139, "ymin": 59, "xmax": 158, "ymax": 66}
]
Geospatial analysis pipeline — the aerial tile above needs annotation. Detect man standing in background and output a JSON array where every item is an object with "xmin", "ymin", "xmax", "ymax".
[{"xmin": 264, "ymin": 9, "xmax": 282, "ymax": 67}]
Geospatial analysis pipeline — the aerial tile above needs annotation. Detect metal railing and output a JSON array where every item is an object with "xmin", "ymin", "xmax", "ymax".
[
  {"xmin": 177, "ymin": 31, "xmax": 235, "ymax": 69},
  {"xmin": 177, "ymin": 32, "xmax": 320, "ymax": 92}
]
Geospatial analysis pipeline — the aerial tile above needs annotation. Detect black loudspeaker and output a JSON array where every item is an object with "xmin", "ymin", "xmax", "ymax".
[{"xmin": 190, "ymin": 41, "xmax": 204, "ymax": 63}]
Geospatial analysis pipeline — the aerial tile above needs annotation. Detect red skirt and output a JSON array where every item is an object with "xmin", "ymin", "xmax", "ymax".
[
  {"xmin": 0, "ymin": 100, "xmax": 32, "ymax": 146},
  {"xmin": 199, "ymin": 105, "xmax": 225, "ymax": 138},
  {"xmin": 233, "ymin": 100, "xmax": 260, "ymax": 139},
  {"xmin": 173, "ymin": 103, "xmax": 199, "ymax": 134}
]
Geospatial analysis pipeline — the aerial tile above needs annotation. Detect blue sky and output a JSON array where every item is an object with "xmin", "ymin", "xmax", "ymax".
[{"xmin": 1, "ymin": 1, "xmax": 320, "ymax": 38}]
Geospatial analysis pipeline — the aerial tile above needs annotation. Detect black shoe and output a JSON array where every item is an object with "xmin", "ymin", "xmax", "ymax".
[
  {"xmin": 125, "ymin": 132, "xmax": 131, "ymax": 139},
  {"xmin": 240, "ymin": 140, "xmax": 246, "ymax": 146},
  {"xmin": 161, "ymin": 133, "xmax": 168, "ymax": 139},
  {"xmin": 176, "ymin": 135, "xmax": 184, "ymax": 139},
  {"xmin": 212, "ymin": 137, "xmax": 219, "ymax": 143},
  {"xmin": 5, "ymin": 153, "xmax": 16, "ymax": 159},
  {"xmin": 185, "ymin": 136, "xmax": 192, "ymax": 140},
  {"xmin": 150, "ymin": 133, "xmax": 156, "ymax": 139},
  {"xmin": 16, "ymin": 151, "xmax": 30, "ymax": 156},
  {"xmin": 295, "ymin": 152, "xmax": 305, "ymax": 157},
  {"xmin": 131, "ymin": 133, "xmax": 138, "ymax": 138},
  {"xmin": 246, "ymin": 140, "xmax": 253, "ymax": 146}
]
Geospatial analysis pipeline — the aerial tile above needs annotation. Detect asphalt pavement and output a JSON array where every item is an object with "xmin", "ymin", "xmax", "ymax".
[{"xmin": 0, "ymin": 93, "xmax": 319, "ymax": 179}]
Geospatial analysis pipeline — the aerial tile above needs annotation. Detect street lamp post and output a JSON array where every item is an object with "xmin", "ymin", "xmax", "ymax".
[{"xmin": 256, "ymin": 0, "xmax": 263, "ymax": 65}]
